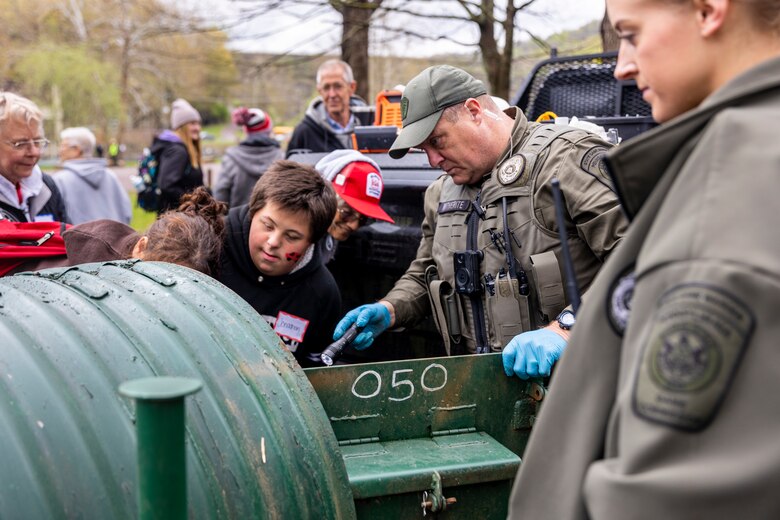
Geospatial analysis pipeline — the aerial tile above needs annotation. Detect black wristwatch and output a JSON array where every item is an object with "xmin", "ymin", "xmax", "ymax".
[{"xmin": 557, "ymin": 309, "xmax": 576, "ymax": 330}]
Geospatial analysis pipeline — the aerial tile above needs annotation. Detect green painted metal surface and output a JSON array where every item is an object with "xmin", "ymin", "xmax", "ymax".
[
  {"xmin": 306, "ymin": 354, "xmax": 543, "ymax": 518},
  {"xmin": 119, "ymin": 377, "xmax": 203, "ymax": 520},
  {"xmin": 0, "ymin": 261, "xmax": 355, "ymax": 519}
]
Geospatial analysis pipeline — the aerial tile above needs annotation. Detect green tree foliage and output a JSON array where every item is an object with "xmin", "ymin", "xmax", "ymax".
[
  {"xmin": 16, "ymin": 44, "xmax": 122, "ymax": 131},
  {"xmin": 0, "ymin": 0, "xmax": 237, "ymax": 143}
]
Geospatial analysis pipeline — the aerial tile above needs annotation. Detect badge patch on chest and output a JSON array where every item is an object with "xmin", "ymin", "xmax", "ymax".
[
  {"xmin": 497, "ymin": 155, "xmax": 527, "ymax": 186},
  {"xmin": 632, "ymin": 284, "xmax": 753, "ymax": 431}
]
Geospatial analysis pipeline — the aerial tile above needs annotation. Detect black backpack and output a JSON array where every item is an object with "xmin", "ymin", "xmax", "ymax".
[{"xmin": 131, "ymin": 149, "xmax": 161, "ymax": 212}]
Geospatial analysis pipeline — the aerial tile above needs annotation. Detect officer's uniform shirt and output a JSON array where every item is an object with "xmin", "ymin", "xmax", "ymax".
[
  {"xmin": 509, "ymin": 55, "xmax": 780, "ymax": 519},
  {"xmin": 384, "ymin": 107, "xmax": 627, "ymax": 353}
]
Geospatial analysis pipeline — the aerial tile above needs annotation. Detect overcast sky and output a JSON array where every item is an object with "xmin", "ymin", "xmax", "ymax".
[{"xmin": 201, "ymin": 0, "xmax": 607, "ymax": 57}]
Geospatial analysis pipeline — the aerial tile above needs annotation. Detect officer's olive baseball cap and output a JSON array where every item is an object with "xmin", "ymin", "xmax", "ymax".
[{"xmin": 389, "ymin": 65, "xmax": 487, "ymax": 159}]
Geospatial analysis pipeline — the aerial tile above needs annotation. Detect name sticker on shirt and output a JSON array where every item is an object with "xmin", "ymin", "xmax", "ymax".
[
  {"xmin": 632, "ymin": 284, "xmax": 754, "ymax": 431},
  {"xmin": 274, "ymin": 311, "xmax": 310, "ymax": 343},
  {"xmin": 438, "ymin": 199, "xmax": 471, "ymax": 214}
]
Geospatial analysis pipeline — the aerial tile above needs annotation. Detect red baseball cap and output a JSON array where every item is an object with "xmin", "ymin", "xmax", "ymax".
[{"xmin": 332, "ymin": 161, "xmax": 394, "ymax": 223}]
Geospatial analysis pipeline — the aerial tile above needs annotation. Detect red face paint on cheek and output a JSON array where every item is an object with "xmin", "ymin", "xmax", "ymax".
[{"xmin": 286, "ymin": 251, "xmax": 302, "ymax": 263}]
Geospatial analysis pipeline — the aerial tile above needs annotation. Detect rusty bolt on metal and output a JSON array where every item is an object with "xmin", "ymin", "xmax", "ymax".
[{"xmin": 421, "ymin": 496, "xmax": 457, "ymax": 512}]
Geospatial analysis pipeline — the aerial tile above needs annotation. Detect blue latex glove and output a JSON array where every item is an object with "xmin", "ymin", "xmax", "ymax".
[
  {"xmin": 333, "ymin": 303, "xmax": 391, "ymax": 350},
  {"xmin": 502, "ymin": 329, "xmax": 567, "ymax": 380}
]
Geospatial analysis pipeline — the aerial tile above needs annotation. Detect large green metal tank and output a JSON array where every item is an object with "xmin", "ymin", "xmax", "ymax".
[
  {"xmin": 1, "ymin": 261, "xmax": 541, "ymax": 518},
  {"xmin": 0, "ymin": 260, "xmax": 356, "ymax": 519}
]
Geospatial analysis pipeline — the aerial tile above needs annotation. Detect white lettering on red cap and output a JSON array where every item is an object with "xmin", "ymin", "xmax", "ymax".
[{"xmin": 365, "ymin": 172, "xmax": 382, "ymax": 200}]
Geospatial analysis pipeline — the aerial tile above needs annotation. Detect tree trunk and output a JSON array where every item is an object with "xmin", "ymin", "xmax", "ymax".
[
  {"xmin": 471, "ymin": 0, "xmax": 520, "ymax": 102},
  {"xmin": 600, "ymin": 9, "xmax": 620, "ymax": 52},
  {"xmin": 118, "ymin": 31, "xmax": 131, "ymax": 145},
  {"xmin": 331, "ymin": 0, "xmax": 384, "ymax": 102},
  {"xmin": 475, "ymin": 0, "xmax": 502, "ymax": 97}
]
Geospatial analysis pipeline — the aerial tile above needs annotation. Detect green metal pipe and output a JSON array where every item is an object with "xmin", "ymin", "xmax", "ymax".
[{"xmin": 119, "ymin": 377, "xmax": 203, "ymax": 520}]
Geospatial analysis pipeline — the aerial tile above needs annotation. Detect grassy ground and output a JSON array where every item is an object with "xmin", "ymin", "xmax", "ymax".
[{"xmin": 129, "ymin": 192, "xmax": 157, "ymax": 232}]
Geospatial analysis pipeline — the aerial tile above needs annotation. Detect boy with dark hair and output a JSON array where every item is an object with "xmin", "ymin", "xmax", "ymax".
[{"xmin": 218, "ymin": 160, "xmax": 340, "ymax": 365}]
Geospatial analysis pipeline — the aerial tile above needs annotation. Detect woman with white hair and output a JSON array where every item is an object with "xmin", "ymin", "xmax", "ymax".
[
  {"xmin": 54, "ymin": 126, "xmax": 131, "ymax": 225},
  {"xmin": 0, "ymin": 92, "xmax": 68, "ymax": 223}
]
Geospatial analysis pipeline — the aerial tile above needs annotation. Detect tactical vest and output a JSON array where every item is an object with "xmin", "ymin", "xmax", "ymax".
[{"xmin": 427, "ymin": 124, "xmax": 597, "ymax": 354}]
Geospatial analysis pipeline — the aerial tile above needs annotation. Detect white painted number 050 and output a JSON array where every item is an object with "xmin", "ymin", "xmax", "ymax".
[{"xmin": 351, "ymin": 363, "xmax": 448, "ymax": 401}]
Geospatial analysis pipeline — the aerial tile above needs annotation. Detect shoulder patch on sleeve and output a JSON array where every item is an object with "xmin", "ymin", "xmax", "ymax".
[
  {"xmin": 580, "ymin": 146, "xmax": 614, "ymax": 190},
  {"xmin": 632, "ymin": 284, "xmax": 754, "ymax": 431}
]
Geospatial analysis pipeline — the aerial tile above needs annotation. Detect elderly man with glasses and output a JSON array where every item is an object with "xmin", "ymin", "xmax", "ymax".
[
  {"xmin": 0, "ymin": 92, "xmax": 68, "ymax": 223},
  {"xmin": 286, "ymin": 59, "xmax": 368, "ymax": 156},
  {"xmin": 314, "ymin": 149, "xmax": 394, "ymax": 264}
]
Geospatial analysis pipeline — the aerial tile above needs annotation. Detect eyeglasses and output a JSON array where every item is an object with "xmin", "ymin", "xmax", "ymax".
[
  {"xmin": 338, "ymin": 206, "xmax": 369, "ymax": 226},
  {"xmin": 319, "ymin": 82, "xmax": 347, "ymax": 93},
  {"xmin": 4, "ymin": 138, "xmax": 49, "ymax": 151}
]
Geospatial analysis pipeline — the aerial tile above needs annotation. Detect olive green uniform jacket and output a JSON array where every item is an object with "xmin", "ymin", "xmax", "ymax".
[
  {"xmin": 508, "ymin": 56, "xmax": 780, "ymax": 519},
  {"xmin": 384, "ymin": 108, "xmax": 626, "ymax": 354}
]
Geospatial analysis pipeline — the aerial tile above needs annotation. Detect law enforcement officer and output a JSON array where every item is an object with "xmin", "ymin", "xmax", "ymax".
[
  {"xmin": 508, "ymin": 0, "xmax": 780, "ymax": 517},
  {"xmin": 333, "ymin": 65, "xmax": 627, "ymax": 376}
]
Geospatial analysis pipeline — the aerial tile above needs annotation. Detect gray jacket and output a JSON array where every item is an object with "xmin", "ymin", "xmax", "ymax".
[
  {"xmin": 509, "ymin": 55, "xmax": 780, "ymax": 520},
  {"xmin": 53, "ymin": 158, "xmax": 131, "ymax": 225},
  {"xmin": 215, "ymin": 136, "xmax": 282, "ymax": 208}
]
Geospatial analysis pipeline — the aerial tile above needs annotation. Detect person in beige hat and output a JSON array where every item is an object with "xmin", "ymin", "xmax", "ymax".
[
  {"xmin": 150, "ymin": 98, "xmax": 204, "ymax": 213},
  {"xmin": 334, "ymin": 65, "xmax": 626, "ymax": 375}
]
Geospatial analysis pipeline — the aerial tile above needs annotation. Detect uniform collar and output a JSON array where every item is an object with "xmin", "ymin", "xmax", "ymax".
[{"xmin": 606, "ymin": 55, "xmax": 780, "ymax": 220}]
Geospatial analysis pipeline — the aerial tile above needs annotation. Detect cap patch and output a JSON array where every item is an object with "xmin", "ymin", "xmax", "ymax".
[
  {"xmin": 632, "ymin": 284, "xmax": 753, "ymax": 431},
  {"xmin": 401, "ymin": 97, "xmax": 409, "ymax": 120},
  {"xmin": 365, "ymin": 172, "xmax": 382, "ymax": 199},
  {"xmin": 334, "ymin": 173, "xmax": 346, "ymax": 186}
]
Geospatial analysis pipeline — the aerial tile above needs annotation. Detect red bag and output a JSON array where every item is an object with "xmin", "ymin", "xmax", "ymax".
[{"xmin": 0, "ymin": 220, "xmax": 70, "ymax": 276}]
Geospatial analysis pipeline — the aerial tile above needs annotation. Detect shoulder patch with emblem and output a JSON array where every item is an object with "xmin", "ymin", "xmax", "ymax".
[
  {"xmin": 632, "ymin": 284, "xmax": 754, "ymax": 431},
  {"xmin": 580, "ymin": 146, "xmax": 612, "ymax": 187},
  {"xmin": 607, "ymin": 266, "xmax": 636, "ymax": 336},
  {"xmin": 497, "ymin": 155, "xmax": 527, "ymax": 186}
]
